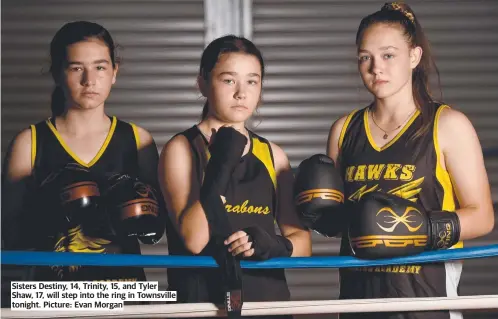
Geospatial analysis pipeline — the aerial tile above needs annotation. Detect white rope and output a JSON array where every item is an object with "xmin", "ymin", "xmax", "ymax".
[{"xmin": 3, "ymin": 295, "xmax": 498, "ymax": 318}]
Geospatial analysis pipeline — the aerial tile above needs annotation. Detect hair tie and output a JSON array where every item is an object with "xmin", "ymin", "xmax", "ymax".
[{"xmin": 383, "ymin": 2, "xmax": 415, "ymax": 24}]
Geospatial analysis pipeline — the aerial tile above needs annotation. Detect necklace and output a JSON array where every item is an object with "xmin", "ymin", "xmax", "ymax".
[{"xmin": 370, "ymin": 108, "xmax": 417, "ymax": 140}]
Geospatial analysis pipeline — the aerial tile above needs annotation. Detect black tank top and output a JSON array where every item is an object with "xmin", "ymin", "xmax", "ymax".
[
  {"xmin": 338, "ymin": 104, "xmax": 462, "ymax": 319},
  {"xmin": 29, "ymin": 116, "xmax": 146, "ymax": 282},
  {"xmin": 166, "ymin": 126, "xmax": 290, "ymax": 304}
]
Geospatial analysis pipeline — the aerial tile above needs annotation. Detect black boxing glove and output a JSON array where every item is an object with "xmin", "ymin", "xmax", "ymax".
[
  {"xmin": 243, "ymin": 226, "xmax": 293, "ymax": 261},
  {"xmin": 294, "ymin": 154, "xmax": 346, "ymax": 237},
  {"xmin": 348, "ymin": 192, "xmax": 461, "ymax": 259},
  {"xmin": 38, "ymin": 163, "xmax": 105, "ymax": 238},
  {"xmin": 199, "ymin": 126, "xmax": 247, "ymax": 238},
  {"xmin": 104, "ymin": 174, "xmax": 164, "ymax": 244}
]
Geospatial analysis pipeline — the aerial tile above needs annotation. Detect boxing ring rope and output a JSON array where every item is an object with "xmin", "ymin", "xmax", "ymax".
[
  {"xmin": 2, "ymin": 245, "xmax": 498, "ymax": 318},
  {"xmin": 3, "ymin": 244, "xmax": 498, "ymax": 268},
  {"xmin": 3, "ymin": 295, "xmax": 498, "ymax": 318}
]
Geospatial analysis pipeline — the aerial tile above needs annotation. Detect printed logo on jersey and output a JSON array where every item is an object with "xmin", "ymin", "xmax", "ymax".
[
  {"xmin": 52, "ymin": 226, "xmax": 111, "ymax": 278},
  {"xmin": 345, "ymin": 164, "xmax": 424, "ymax": 202},
  {"xmin": 349, "ymin": 264, "xmax": 423, "ymax": 274},
  {"xmin": 345, "ymin": 164, "xmax": 416, "ymax": 182},
  {"xmin": 225, "ymin": 200, "xmax": 271, "ymax": 215}
]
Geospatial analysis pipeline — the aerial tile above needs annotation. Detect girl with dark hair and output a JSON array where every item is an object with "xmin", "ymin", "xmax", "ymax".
[
  {"xmin": 159, "ymin": 35, "xmax": 311, "ymax": 313},
  {"xmin": 2, "ymin": 21, "xmax": 164, "ymax": 282},
  {"xmin": 325, "ymin": 2, "xmax": 494, "ymax": 319}
]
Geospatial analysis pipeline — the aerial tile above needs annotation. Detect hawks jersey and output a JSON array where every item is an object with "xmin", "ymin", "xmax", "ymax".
[
  {"xmin": 29, "ymin": 116, "xmax": 146, "ymax": 282},
  {"xmin": 338, "ymin": 104, "xmax": 462, "ymax": 319},
  {"xmin": 166, "ymin": 126, "xmax": 291, "ymax": 305}
]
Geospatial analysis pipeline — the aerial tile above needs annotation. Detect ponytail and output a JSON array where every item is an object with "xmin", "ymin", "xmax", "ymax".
[
  {"xmin": 201, "ymin": 101, "xmax": 209, "ymax": 119},
  {"xmin": 51, "ymin": 86, "xmax": 65, "ymax": 117}
]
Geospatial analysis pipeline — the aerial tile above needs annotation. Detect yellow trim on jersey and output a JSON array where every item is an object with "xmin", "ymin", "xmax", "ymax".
[
  {"xmin": 434, "ymin": 104, "xmax": 463, "ymax": 248},
  {"xmin": 30, "ymin": 125, "xmax": 37, "ymax": 169},
  {"xmin": 206, "ymin": 146, "xmax": 211, "ymax": 162},
  {"xmin": 252, "ymin": 138, "xmax": 277, "ymax": 190},
  {"xmin": 364, "ymin": 108, "xmax": 420, "ymax": 152},
  {"xmin": 338, "ymin": 109, "xmax": 359, "ymax": 150},
  {"xmin": 130, "ymin": 122, "xmax": 140, "ymax": 149},
  {"xmin": 46, "ymin": 116, "xmax": 117, "ymax": 168}
]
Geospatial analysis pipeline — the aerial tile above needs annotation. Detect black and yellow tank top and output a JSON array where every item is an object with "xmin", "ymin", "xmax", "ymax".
[
  {"xmin": 166, "ymin": 126, "xmax": 290, "ymax": 304},
  {"xmin": 338, "ymin": 104, "xmax": 463, "ymax": 319},
  {"xmin": 29, "ymin": 116, "xmax": 146, "ymax": 282}
]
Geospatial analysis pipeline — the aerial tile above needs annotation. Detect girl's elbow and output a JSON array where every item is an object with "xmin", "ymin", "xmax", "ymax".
[
  {"xmin": 185, "ymin": 242, "xmax": 204, "ymax": 255},
  {"xmin": 179, "ymin": 221, "xmax": 209, "ymax": 255},
  {"xmin": 177, "ymin": 210, "xmax": 210, "ymax": 254},
  {"xmin": 294, "ymin": 244, "xmax": 312, "ymax": 257},
  {"xmin": 183, "ymin": 235, "xmax": 208, "ymax": 255},
  {"xmin": 302, "ymin": 245, "xmax": 312, "ymax": 257},
  {"xmin": 290, "ymin": 230, "xmax": 312, "ymax": 257},
  {"xmin": 483, "ymin": 211, "xmax": 495, "ymax": 235},
  {"xmin": 471, "ymin": 207, "xmax": 495, "ymax": 237}
]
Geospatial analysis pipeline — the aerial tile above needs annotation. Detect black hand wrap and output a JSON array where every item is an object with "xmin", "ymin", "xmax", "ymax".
[
  {"xmin": 198, "ymin": 127, "xmax": 247, "ymax": 319},
  {"xmin": 213, "ymin": 241, "xmax": 244, "ymax": 318},
  {"xmin": 428, "ymin": 211, "xmax": 461, "ymax": 250},
  {"xmin": 199, "ymin": 127, "xmax": 247, "ymax": 238},
  {"xmin": 244, "ymin": 226, "xmax": 293, "ymax": 261}
]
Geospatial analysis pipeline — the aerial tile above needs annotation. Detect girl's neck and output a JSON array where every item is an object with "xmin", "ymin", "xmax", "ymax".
[
  {"xmin": 197, "ymin": 116, "xmax": 249, "ymax": 140},
  {"xmin": 54, "ymin": 108, "xmax": 110, "ymax": 136},
  {"xmin": 372, "ymin": 86, "xmax": 418, "ymax": 124}
]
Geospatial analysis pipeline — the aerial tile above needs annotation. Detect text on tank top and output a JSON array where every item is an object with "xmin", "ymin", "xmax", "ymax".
[
  {"xmin": 337, "ymin": 104, "xmax": 462, "ymax": 310},
  {"xmin": 165, "ymin": 126, "xmax": 290, "ymax": 303}
]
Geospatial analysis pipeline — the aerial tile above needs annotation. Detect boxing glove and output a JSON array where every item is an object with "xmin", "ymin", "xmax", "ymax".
[
  {"xmin": 294, "ymin": 154, "xmax": 346, "ymax": 237},
  {"xmin": 38, "ymin": 163, "xmax": 105, "ymax": 238},
  {"xmin": 104, "ymin": 173, "xmax": 164, "ymax": 244},
  {"xmin": 348, "ymin": 192, "xmax": 461, "ymax": 259}
]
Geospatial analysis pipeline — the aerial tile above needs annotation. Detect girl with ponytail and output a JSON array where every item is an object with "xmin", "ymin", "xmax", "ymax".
[
  {"xmin": 158, "ymin": 35, "xmax": 311, "ymax": 310},
  {"xmin": 2, "ymin": 21, "xmax": 164, "ymax": 285},
  {"xmin": 326, "ymin": 3, "xmax": 494, "ymax": 319}
]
